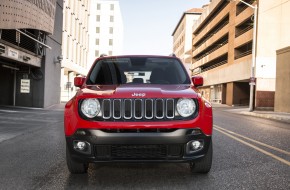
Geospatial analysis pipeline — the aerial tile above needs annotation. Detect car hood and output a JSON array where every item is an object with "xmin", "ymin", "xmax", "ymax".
[{"xmin": 78, "ymin": 84, "xmax": 198, "ymax": 99}]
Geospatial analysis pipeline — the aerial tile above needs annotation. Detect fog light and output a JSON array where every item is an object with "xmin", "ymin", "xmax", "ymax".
[
  {"xmin": 76, "ymin": 141, "xmax": 86, "ymax": 150},
  {"xmin": 186, "ymin": 140, "xmax": 204, "ymax": 154},
  {"xmin": 73, "ymin": 140, "xmax": 91, "ymax": 154},
  {"xmin": 192, "ymin": 141, "xmax": 201, "ymax": 149}
]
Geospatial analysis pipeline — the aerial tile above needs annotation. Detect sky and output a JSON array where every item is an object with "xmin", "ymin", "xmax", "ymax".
[{"xmin": 118, "ymin": 0, "xmax": 210, "ymax": 55}]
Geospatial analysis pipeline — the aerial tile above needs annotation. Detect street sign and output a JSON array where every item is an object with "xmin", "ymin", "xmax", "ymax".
[{"xmin": 20, "ymin": 79, "xmax": 30, "ymax": 93}]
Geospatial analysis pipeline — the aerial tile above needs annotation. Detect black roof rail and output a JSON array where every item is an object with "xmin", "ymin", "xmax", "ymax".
[
  {"xmin": 100, "ymin": 54, "xmax": 108, "ymax": 57},
  {"xmin": 169, "ymin": 53, "xmax": 176, "ymax": 57}
]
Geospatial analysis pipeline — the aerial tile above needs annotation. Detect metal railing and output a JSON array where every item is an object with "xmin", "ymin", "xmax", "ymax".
[
  {"xmin": 235, "ymin": 24, "xmax": 253, "ymax": 37},
  {"xmin": 194, "ymin": 20, "xmax": 229, "ymax": 49},
  {"xmin": 201, "ymin": 60, "xmax": 227, "ymax": 72},
  {"xmin": 195, "ymin": 39, "xmax": 228, "ymax": 61},
  {"xmin": 234, "ymin": 49, "xmax": 252, "ymax": 59},
  {"xmin": 0, "ymin": 29, "xmax": 46, "ymax": 56},
  {"xmin": 236, "ymin": 0, "xmax": 255, "ymax": 15}
]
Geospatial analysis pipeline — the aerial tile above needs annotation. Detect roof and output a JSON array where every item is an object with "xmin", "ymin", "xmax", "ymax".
[
  {"xmin": 172, "ymin": 8, "xmax": 203, "ymax": 36},
  {"xmin": 96, "ymin": 55, "xmax": 180, "ymax": 60},
  {"xmin": 186, "ymin": 8, "xmax": 203, "ymax": 13}
]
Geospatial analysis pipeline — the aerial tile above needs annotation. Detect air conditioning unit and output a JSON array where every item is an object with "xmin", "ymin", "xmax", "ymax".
[{"xmin": 0, "ymin": 44, "xmax": 5, "ymax": 54}]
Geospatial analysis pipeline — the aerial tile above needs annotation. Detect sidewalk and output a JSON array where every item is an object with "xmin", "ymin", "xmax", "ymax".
[
  {"xmin": 0, "ymin": 103, "xmax": 66, "ymax": 112},
  {"xmin": 45, "ymin": 103, "xmax": 66, "ymax": 111},
  {"xmin": 212, "ymin": 103, "xmax": 290, "ymax": 124}
]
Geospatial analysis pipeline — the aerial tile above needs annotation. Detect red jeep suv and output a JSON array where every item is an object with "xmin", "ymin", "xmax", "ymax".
[{"xmin": 64, "ymin": 55, "xmax": 213, "ymax": 174}]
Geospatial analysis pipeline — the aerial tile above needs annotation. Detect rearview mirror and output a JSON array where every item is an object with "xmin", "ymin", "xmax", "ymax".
[
  {"xmin": 74, "ymin": 76, "xmax": 86, "ymax": 88},
  {"xmin": 191, "ymin": 76, "xmax": 203, "ymax": 87}
]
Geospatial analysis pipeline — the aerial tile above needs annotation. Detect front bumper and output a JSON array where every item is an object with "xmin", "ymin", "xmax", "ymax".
[{"xmin": 66, "ymin": 128, "xmax": 212, "ymax": 163}]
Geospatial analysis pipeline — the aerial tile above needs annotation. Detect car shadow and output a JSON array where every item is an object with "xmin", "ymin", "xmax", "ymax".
[{"xmin": 64, "ymin": 162, "xmax": 212, "ymax": 189}]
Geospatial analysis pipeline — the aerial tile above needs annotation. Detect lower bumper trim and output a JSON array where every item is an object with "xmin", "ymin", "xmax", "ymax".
[{"xmin": 66, "ymin": 128, "xmax": 211, "ymax": 163}]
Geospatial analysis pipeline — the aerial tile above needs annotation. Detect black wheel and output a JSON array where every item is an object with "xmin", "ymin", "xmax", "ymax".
[
  {"xmin": 189, "ymin": 140, "xmax": 213, "ymax": 174},
  {"xmin": 66, "ymin": 147, "xmax": 88, "ymax": 174}
]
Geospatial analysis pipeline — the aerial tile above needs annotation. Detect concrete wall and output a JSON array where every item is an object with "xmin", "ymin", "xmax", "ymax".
[
  {"xmin": 43, "ymin": 0, "xmax": 63, "ymax": 108},
  {"xmin": 200, "ymin": 58, "xmax": 251, "ymax": 86},
  {"xmin": 275, "ymin": 46, "xmax": 290, "ymax": 113}
]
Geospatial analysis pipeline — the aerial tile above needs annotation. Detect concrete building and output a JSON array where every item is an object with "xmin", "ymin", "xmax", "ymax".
[
  {"xmin": 0, "ymin": 0, "xmax": 63, "ymax": 108},
  {"xmin": 190, "ymin": 0, "xmax": 290, "ymax": 109},
  {"xmin": 88, "ymin": 0, "xmax": 123, "ymax": 65},
  {"xmin": 61, "ymin": 0, "xmax": 91, "ymax": 102},
  {"xmin": 172, "ymin": 8, "xmax": 203, "ymax": 73}
]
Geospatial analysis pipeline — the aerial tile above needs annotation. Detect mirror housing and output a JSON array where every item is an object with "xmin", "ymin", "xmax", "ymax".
[
  {"xmin": 192, "ymin": 76, "xmax": 203, "ymax": 87},
  {"xmin": 74, "ymin": 76, "xmax": 86, "ymax": 88}
]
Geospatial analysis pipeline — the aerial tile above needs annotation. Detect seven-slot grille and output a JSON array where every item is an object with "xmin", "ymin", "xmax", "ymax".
[{"xmin": 101, "ymin": 98, "xmax": 175, "ymax": 120}]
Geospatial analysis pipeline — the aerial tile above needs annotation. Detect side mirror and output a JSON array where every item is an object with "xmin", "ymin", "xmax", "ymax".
[
  {"xmin": 74, "ymin": 76, "xmax": 86, "ymax": 88},
  {"xmin": 192, "ymin": 76, "xmax": 203, "ymax": 87}
]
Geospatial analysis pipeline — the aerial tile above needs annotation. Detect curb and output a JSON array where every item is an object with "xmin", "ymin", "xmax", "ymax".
[{"xmin": 239, "ymin": 111, "xmax": 290, "ymax": 124}]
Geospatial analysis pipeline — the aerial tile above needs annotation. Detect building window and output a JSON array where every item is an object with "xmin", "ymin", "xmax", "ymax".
[
  {"xmin": 96, "ymin": 27, "xmax": 100, "ymax": 33},
  {"xmin": 110, "ymin": 16, "xmax": 114, "ymax": 22},
  {"xmin": 109, "ymin": 51, "xmax": 113, "ymax": 56},
  {"xmin": 96, "ymin": 39, "xmax": 99, "ymax": 45},
  {"xmin": 109, "ymin": 39, "xmax": 113, "ymax": 46},
  {"xmin": 110, "ymin": 4, "xmax": 114, "ymax": 10},
  {"xmin": 95, "ymin": 50, "xmax": 99, "ymax": 57},
  {"xmin": 109, "ymin": 27, "xmax": 113, "ymax": 34},
  {"xmin": 97, "ymin": 4, "xmax": 101, "ymax": 10},
  {"xmin": 96, "ymin": 15, "xmax": 100, "ymax": 21}
]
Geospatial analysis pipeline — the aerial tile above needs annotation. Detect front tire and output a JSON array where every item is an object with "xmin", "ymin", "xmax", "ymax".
[
  {"xmin": 189, "ymin": 140, "xmax": 213, "ymax": 174},
  {"xmin": 66, "ymin": 147, "xmax": 88, "ymax": 174}
]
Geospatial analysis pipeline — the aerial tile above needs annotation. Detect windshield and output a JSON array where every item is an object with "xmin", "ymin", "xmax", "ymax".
[{"xmin": 87, "ymin": 57, "xmax": 190, "ymax": 85}]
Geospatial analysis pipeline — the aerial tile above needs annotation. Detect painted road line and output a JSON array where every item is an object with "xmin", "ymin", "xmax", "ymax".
[
  {"xmin": 0, "ymin": 110, "xmax": 19, "ymax": 113},
  {"xmin": 214, "ymin": 127, "xmax": 290, "ymax": 167},
  {"xmin": 214, "ymin": 125, "xmax": 290, "ymax": 156}
]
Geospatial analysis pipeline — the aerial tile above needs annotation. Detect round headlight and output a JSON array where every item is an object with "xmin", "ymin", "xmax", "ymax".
[
  {"xmin": 81, "ymin": 99, "xmax": 100, "ymax": 118},
  {"xmin": 176, "ymin": 98, "xmax": 196, "ymax": 117}
]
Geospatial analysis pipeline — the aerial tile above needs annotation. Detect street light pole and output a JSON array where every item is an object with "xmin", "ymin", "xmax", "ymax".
[
  {"xmin": 234, "ymin": 0, "xmax": 258, "ymax": 112},
  {"xmin": 249, "ymin": 3, "xmax": 258, "ymax": 112}
]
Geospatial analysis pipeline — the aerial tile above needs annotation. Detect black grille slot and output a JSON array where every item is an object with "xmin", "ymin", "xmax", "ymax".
[
  {"xmin": 155, "ymin": 99, "xmax": 164, "ymax": 119},
  {"xmin": 111, "ymin": 145, "xmax": 167, "ymax": 159},
  {"xmin": 103, "ymin": 99, "xmax": 111, "ymax": 119},
  {"xmin": 113, "ymin": 99, "xmax": 121, "ymax": 119},
  {"xmin": 166, "ymin": 99, "xmax": 174, "ymax": 118},
  {"xmin": 124, "ymin": 99, "xmax": 132, "ymax": 119},
  {"xmin": 134, "ymin": 99, "xmax": 143, "ymax": 119},
  {"xmin": 168, "ymin": 145, "xmax": 182, "ymax": 157},
  {"xmin": 95, "ymin": 145, "xmax": 111, "ymax": 159},
  {"xmin": 145, "ymin": 99, "xmax": 154, "ymax": 119}
]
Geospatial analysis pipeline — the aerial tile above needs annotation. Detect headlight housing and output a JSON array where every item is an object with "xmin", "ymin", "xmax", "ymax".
[
  {"xmin": 176, "ymin": 98, "xmax": 196, "ymax": 117},
  {"xmin": 81, "ymin": 99, "xmax": 101, "ymax": 118}
]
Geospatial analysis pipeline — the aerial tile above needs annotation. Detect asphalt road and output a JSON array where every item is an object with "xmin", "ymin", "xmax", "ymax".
[{"xmin": 0, "ymin": 106, "xmax": 289, "ymax": 190}]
